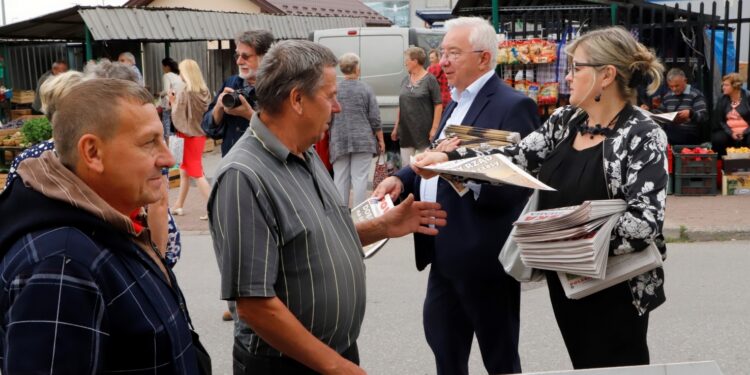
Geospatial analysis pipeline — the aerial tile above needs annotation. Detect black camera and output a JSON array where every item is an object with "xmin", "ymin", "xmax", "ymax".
[{"xmin": 221, "ymin": 87, "xmax": 257, "ymax": 109}]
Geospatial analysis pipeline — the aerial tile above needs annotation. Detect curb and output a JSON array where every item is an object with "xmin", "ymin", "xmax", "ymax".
[{"xmin": 663, "ymin": 226, "xmax": 750, "ymax": 242}]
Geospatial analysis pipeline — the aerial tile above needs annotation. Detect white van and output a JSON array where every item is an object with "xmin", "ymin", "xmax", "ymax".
[{"xmin": 311, "ymin": 27, "xmax": 445, "ymax": 133}]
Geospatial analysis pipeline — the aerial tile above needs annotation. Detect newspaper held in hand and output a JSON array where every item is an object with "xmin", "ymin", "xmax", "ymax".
[
  {"xmin": 558, "ymin": 242, "xmax": 663, "ymax": 300},
  {"xmin": 639, "ymin": 108, "xmax": 679, "ymax": 125},
  {"xmin": 351, "ymin": 195, "xmax": 395, "ymax": 259},
  {"xmin": 419, "ymin": 154, "xmax": 556, "ymax": 191}
]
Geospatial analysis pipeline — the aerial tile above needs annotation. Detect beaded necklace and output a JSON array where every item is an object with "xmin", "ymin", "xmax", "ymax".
[{"xmin": 574, "ymin": 106, "xmax": 627, "ymax": 139}]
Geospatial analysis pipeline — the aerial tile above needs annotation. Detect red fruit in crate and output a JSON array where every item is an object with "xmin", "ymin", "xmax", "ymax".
[{"xmin": 682, "ymin": 148, "xmax": 694, "ymax": 154}]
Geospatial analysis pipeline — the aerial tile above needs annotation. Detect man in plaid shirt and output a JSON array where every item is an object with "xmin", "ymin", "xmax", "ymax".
[{"xmin": 0, "ymin": 79, "xmax": 205, "ymax": 374}]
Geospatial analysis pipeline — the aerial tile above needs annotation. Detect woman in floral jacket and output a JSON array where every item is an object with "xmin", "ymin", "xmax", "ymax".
[{"xmin": 413, "ymin": 26, "xmax": 668, "ymax": 369}]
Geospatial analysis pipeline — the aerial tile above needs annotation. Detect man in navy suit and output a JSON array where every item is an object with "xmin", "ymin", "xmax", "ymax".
[{"xmin": 374, "ymin": 17, "xmax": 539, "ymax": 375}]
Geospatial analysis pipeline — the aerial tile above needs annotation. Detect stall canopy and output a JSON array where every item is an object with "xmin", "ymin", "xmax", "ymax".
[{"xmin": 0, "ymin": 6, "xmax": 367, "ymax": 42}]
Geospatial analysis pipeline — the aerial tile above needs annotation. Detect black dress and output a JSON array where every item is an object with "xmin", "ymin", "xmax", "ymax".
[{"xmin": 536, "ymin": 131, "xmax": 650, "ymax": 369}]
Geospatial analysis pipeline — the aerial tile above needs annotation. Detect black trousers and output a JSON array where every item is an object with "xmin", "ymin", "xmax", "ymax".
[
  {"xmin": 233, "ymin": 339, "xmax": 359, "ymax": 375},
  {"xmin": 546, "ymin": 271, "xmax": 650, "ymax": 369}
]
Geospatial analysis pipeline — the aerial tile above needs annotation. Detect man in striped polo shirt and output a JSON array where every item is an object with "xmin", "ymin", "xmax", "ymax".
[
  {"xmin": 208, "ymin": 40, "xmax": 447, "ymax": 375},
  {"xmin": 654, "ymin": 68, "xmax": 709, "ymax": 145}
]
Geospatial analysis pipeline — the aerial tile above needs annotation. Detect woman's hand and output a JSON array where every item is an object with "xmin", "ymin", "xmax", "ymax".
[
  {"xmin": 410, "ymin": 152, "xmax": 449, "ymax": 179},
  {"xmin": 390, "ymin": 127, "xmax": 399, "ymax": 142},
  {"xmin": 433, "ymin": 137, "xmax": 461, "ymax": 152},
  {"xmin": 378, "ymin": 139, "xmax": 386, "ymax": 154}
]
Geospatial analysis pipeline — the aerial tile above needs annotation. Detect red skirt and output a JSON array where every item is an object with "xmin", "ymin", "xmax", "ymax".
[{"xmin": 177, "ymin": 132, "xmax": 206, "ymax": 178}]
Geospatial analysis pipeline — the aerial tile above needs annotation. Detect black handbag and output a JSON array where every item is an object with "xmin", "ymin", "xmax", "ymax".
[{"xmin": 191, "ymin": 329, "xmax": 212, "ymax": 375}]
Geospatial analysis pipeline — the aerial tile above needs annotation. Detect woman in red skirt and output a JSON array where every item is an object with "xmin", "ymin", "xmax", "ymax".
[{"xmin": 170, "ymin": 59, "xmax": 212, "ymax": 219}]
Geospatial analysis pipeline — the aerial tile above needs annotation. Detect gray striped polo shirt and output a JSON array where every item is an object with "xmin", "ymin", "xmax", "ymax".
[{"xmin": 208, "ymin": 114, "xmax": 367, "ymax": 357}]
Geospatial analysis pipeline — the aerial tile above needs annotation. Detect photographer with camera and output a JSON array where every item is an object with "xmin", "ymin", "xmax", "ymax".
[{"xmin": 201, "ymin": 30, "xmax": 274, "ymax": 156}]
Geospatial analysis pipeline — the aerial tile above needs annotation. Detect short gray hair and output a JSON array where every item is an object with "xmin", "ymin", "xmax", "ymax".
[
  {"xmin": 235, "ymin": 30, "xmax": 274, "ymax": 56},
  {"xmin": 256, "ymin": 40, "xmax": 338, "ymax": 115},
  {"xmin": 53, "ymin": 79, "xmax": 153, "ymax": 169},
  {"xmin": 667, "ymin": 68, "xmax": 686, "ymax": 81},
  {"xmin": 339, "ymin": 53, "xmax": 360, "ymax": 75},
  {"xmin": 444, "ymin": 17, "xmax": 498, "ymax": 67},
  {"xmin": 83, "ymin": 60, "xmax": 140, "ymax": 82}
]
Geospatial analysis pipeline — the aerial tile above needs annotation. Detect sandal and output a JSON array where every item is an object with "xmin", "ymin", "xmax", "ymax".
[{"xmin": 199, "ymin": 214, "xmax": 209, "ymax": 221}]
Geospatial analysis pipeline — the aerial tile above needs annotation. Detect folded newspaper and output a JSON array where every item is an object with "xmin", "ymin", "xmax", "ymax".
[
  {"xmin": 640, "ymin": 108, "xmax": 679, "ymax": 124},
  {"xmin": 350, "ymin": 195, "xmax": 394, "ymax": 259},
  {"xmin": 419, "ymin": 154, "xmax": 555, "ymax": 191},
  {"xmin": 439, "ymin": 125, "xmax": 521, "ymax": 149},
  {"xmin": 558, "ymin": 242, "xmax": 663, "ymax": 299}
]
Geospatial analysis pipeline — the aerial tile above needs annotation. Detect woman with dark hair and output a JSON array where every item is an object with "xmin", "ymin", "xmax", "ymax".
[
  {"xmin": 160, "ymin": 57, "xmax": 183, "ymax": 139},
  {"xmin": 712, "ymin": 72, "xmax": 750, "ymax": 156}
]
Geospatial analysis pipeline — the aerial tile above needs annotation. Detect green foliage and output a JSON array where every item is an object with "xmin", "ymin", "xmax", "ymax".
[{"xmin": 21, "ymin": 117, "xmax": 52, "ymax": 145}]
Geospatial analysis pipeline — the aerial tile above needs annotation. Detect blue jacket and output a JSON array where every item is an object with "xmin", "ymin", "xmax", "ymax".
[
  {"xmin": 201, "ymin": 75, "xmax": 253, "ymax": 156},
  {"xmin": 395, "ymin": 73, "xmax": 540, "ymax": 273},
  {"xmin": 0, "ymin": 177, "xmax": 203, "ymax": 374}
]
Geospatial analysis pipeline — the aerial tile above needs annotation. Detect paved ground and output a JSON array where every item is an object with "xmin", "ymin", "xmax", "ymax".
[
  {"xmin": 176, "ymin": 235, "xmax": 749, "ymax": 375},
  {"xmin": 170, "ymin": 149, "xmax": 750, "ymax": 242}
]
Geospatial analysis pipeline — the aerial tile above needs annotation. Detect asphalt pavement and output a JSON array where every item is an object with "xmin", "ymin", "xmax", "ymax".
[{"xmin": 175, "ymin": 235, "xmax": 750, "ymax": 375}]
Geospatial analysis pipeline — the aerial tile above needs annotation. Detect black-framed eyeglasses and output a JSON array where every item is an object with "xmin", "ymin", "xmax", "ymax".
[
  {"xmin": 234, "ymin": 52, "xmax": 256, "ymax": 61},
  {"xmin": 567, "ymin": 61, "xmax": 605, "ymax": 78}
]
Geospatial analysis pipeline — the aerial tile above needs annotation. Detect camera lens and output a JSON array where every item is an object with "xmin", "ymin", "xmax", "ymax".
[{"xmin": 221, "ymin": 92, "xmax": 240, "ymax": 108}]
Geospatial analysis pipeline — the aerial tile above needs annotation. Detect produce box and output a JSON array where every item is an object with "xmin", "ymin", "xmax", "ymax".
[
  {"xmin": 673, "ymin": 145, "xmax": 718, "ymax": 175},
  {"xmin": 722, "ymin": 174, "xmax": 750, "ymax": 195},
  {"xmin": 724, "ymin": 146, "xmax": 750, "ymax": 160},
  {"xmin": 674, "ymin": 175, "xmax": 717, "ymax": 196},
  {"xmin": 10, "ymin": 90, "xmax": 34, "ymax": 104},
  {"xmin": 0, "ymin": 173, "xmax": 7, "ymax": 190},
  {"xmin": 204, "ymin": 138, "xmax": 215, "ymax": 153},
  {"xmin": 168, "ymin": 168, "xmax": 180, "ymax": 189},
  {"xmin": 10, "ymin": 109, "xmax": 31, "ymax": 120},
  {"xmin": 722, "ymin": 158, "xmax": 750, "ymax": 174},
  {"xmin": 1, "ymin": 146, "xmax": 26, "ymax": 170}
]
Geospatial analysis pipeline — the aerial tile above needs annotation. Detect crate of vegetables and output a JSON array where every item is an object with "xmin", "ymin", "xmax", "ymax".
[{"xmin": 673, "ymin": 145, "xmax": 718, "ymax": 176}]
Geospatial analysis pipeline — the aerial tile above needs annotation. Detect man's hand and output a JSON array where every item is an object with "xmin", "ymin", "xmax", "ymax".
[
  {"xmin": 378, "ymin": 139, "xmax": 386, "ymax": 154},
  {"xmin": 410, "ymin": 152, "xmax": 450, "ymax": 179},
  {"xmin": 639, "ymin": 104, "xmax": 650, "ymax": 110},
  {"xmin": 382, "ymin": 194, "xmax": 447, "ymax": 238},
  {"xmin": 372, "ymin": 176, "xmax": 403, "ymax": 201},
  {"xmin": 223, "ymin": 93, "xmax": 255, "ymax": 120},
  {"xmin": 390, "ymin": 127, "xmax": 399, "ymax": 141},
  {"xmin": 325, "ymin": 360, "xmax": 367, "ymax": 375},
  {"xmin": 675, "ymin": 109, "xmax": 691, "ymax": 124}
]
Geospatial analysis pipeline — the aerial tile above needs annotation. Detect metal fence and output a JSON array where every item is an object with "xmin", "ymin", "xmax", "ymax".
[
  {"xmin": 480, "ymin": 1, "xmax": 749, "ymax": 104},
  {"xmin": 2, "ymin": 43, "xmax": 83, "ymax": 91}
]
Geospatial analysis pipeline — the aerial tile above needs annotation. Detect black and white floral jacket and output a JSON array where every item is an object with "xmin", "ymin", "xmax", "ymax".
[{"xmin": 448, "ymin": 105, "xmax": 668, "ymax": 315}]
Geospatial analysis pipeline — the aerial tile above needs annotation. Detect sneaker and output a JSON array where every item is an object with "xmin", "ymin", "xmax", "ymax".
[
  {"xmin": 199, "ymin": 214, "xmax": 208, "ymax": 221},
  {"xmin": 222, "ymin": 310, "xmax": 233, "ymax": 321}
]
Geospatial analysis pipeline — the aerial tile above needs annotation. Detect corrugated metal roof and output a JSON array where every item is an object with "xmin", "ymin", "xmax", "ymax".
[
  {"xmin": 254, "ymin": 0, "xmax": 392, "ymax": 26},
  {"xmin": 79, "ymin": 7, "xmax": 366, "ymax": 41},
  {"xmin": 0, "ymin": 6, "xmax": 366, "ymax": 42}
]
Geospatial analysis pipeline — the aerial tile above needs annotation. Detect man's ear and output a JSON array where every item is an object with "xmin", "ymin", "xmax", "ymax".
[
  {"xmin": 77, "ymin": 134, "xmax": 105, "ymax": 173},
  {"xmin": 289, "ymin": 87, "xmax": 304, "ymax": 115}
]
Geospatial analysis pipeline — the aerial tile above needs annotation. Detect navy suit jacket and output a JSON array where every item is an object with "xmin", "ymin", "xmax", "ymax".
[{"xmin": 395, "ymin": 73, "xmax": 539, "ymax": 273}]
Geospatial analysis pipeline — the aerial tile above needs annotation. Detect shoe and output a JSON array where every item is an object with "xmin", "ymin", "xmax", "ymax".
[
  {"xmin": 199, "ymin": 214, "xmax": 208, "ymax": 221},
  {"xmin": 172, "ymin": 207, "xmax": 184, "ymax": 216},
  {"xmin": 222, "ymin": 310, "xmax": 233, "ymax": 321}
]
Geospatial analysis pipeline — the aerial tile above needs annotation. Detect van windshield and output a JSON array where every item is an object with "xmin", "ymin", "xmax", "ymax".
[{"xmin": 415, "ymin": 32, "xmax": 444, "ymax": 52}]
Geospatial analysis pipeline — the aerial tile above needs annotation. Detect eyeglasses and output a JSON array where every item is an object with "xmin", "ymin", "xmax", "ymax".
[
  {"xmin": 438, "ymin": 48, "xmax": 485, "ymax": 62},
  {"xmin": 567, "ymin": 61, "xmax": 605, "ymax": 78},
  {"xmin": 234, "ymin": 52, "xmax": 256, "ymax": 61}
]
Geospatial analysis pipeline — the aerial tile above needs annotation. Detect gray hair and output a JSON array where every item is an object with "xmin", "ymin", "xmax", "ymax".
[
  {"xmin": 444, "ymin": 17, "xmax": 498, "ymax": 68},
  {"xmin": 256, "ymin": 40, "xmax": 338, "ymax": 115},
  {"xmin": 666, "ymin": 68, "xmax": 686, "ymax": 81},
  {"xmin": 404, "ymin": 46, "xmax": 427, "ymax": 65},
  {"xmin": 118, "ymin": 52, "xmax": 136, "ymax": 64},
  {"xmin": 566, "ymin": 26, "xmax": 664, "ymax": 101},
  {"xmin": 339, "ymin": 52, "xmax": 360, "ymax": 75},
  {"xmin": 235, "ymin": 30, "xmax": 274, "ymax": 56},
  {"xmin": 83, "ymin": 60, "xmax": 140, "ymax": 82}
]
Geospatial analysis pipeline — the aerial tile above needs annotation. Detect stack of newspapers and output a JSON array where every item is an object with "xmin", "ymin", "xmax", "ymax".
[
  {"xmin": 442, "ymin": 125, "xmax": 521, "ymax": 149},
  {"xmin": 513, "ymin": 200, "xmax": 664, "ymax": 299}
]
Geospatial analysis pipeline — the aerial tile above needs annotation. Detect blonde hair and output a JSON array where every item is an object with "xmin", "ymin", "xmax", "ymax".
[
  {"xmin": 339, "ymin": 53, "xmax": 360, "ymax": 75},
  {"xmin": 178, "ymin": 59, "xmax": 208, "ymax": 93},
  {"xmin": 722, "ymin": 72, "xmax": 745, "ymax": 90},
  {"xmin": 39, "ymin": 70, "xmax": 85, "ymax": 119},
  {"xmin": 566, "ymin": 26, "xmax": 664, "ymax": 102}
]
